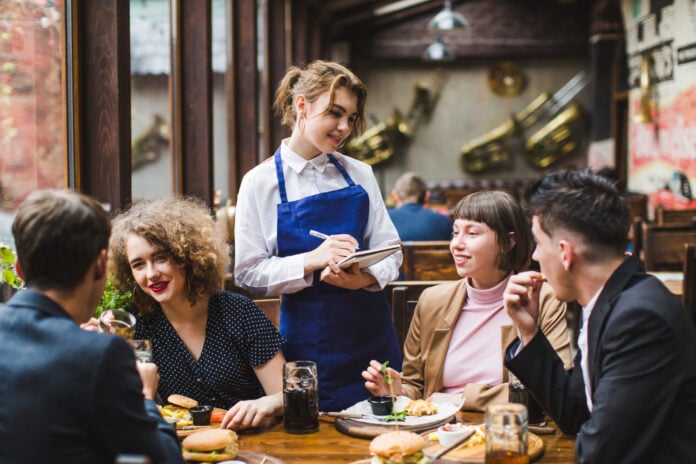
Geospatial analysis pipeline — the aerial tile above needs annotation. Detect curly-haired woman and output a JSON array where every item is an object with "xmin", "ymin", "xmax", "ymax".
[{"xmin": 109, "ymin": 196, "xmax": 285, "ymax": 431}]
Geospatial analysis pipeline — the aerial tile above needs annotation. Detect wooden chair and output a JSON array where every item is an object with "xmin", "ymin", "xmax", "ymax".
[
  {"xmin": 655, "ymin": 206, "xmax": 696, "ymax": 225},
  {"xmin": 625, "ymin": 193, "xmax": 648, "ymax": 221},
  {"xmin": 641, "ymin": 222, "xmax": 696, "ymax": 271},
  {"xmin": 400, "ymin": 241, "xmax": 459, "ymax": 281},
  {"xmin": 682, "ymin": 244, "xmax": 696, "ymax": 327},
  {"xmin": 389, "ymin": 281, "xmax": 449, "ymax": 352}
]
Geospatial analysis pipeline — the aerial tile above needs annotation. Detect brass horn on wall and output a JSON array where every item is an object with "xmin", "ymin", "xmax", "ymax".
[
  {"xmin": 634, "ymin": 53, "xmax": 655, "ymax": 124},
  {"xmin": 460, "ymin": 71, "xmax": 589, "ymax": 172},
  {"xmin": 344, "ymin": 75, "xmax": 445, "ymax": 166}
]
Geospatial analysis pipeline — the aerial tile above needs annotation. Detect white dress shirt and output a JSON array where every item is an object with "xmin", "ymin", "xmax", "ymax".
[
  {"xmin": 234, "ymin": 141, "xmax": 402, "ymax": 297},
  {"xmin": 578, "ymin": 288, "xmax": 602, "ymax": 412}
]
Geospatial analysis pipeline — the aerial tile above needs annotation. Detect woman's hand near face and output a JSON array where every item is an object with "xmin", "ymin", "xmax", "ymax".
[
  {"xmin": 304, "ymin": 233, "xmax": 359, "ymax": 273},
  {"xmin": 362, "ymin": 359, "xmax": 403, "ymax": 397}
]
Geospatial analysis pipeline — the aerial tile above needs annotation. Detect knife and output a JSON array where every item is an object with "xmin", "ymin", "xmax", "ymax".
[
  {"xmin": 319, "ymin": 411, "xmax": 367, "ymax": 419},
  {"xmin": 427, "ymin": 428, "xmax": 476, "ymax": 461}
]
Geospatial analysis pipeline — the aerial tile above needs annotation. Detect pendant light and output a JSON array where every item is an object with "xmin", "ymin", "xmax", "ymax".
[
  {"xmin": 422, "ymin": 36, "xmax": 454, "ymax": 61},
  {"xmin": 427, "ymin": 0, "xmax": 468, "ymax": 33}
]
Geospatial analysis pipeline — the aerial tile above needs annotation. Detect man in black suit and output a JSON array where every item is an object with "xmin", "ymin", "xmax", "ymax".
[
  {"xmin": 503, "ymin": 170, "xmax": 696, "ymax": 463},
  {"xmin": 0, "ymin": 190, "xmax": 183, "ymax": 463}
]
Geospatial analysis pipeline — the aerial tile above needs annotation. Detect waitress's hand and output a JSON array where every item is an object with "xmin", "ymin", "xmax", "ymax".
[
  {"xmin": 320, "ymin": 262, "xmax": 376, "ymax": 289},
  {"xmin": 304, "ymin": 233, "xmax": 359, "ymax": 273}
]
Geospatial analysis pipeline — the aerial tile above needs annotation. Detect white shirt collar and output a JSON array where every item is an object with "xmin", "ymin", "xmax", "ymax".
[{"xmin": 280, "ymin": 140, "xmax": 330, "ymax": 174}]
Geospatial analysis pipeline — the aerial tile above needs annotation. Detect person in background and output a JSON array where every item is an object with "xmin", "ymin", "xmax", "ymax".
[
  {"xmin": 363, "ymin": 191, "xmax": 572, "ymax": 411},
  {"xmin": 388, "ymin": 172, "xmax": 452, "ymax": 241},
  {"xmin": 108, "ymin": 196, "xmax": 285, "ymax": 430},
  {"xmin": 504, "ymin": 169, "xmax": 696, "ymax": 463},
  {"xmin": 234, "ymin": 60, "xmax": 403, "ymax": 411},
  {"xmin": 0, "ymin": 189, "xmax": 183, "ymax": 464}
]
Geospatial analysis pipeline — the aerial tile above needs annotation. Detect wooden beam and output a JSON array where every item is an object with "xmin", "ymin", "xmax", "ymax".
[
  {"xmin": 73, "ymin": 0, "xmax": 131, "ymax": 211},
  {"xmin": 228, "ymin": 0, "xmax": 259, "ymax": 201},
  {"xmin": 170, "ymin": 0, "xmax": 213, "ymax": 205}
]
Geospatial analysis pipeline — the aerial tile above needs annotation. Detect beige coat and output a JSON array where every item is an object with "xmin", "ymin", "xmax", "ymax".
[{"xmin": 400, "ymin": 279, "xmax": 573, "ymax": 411}]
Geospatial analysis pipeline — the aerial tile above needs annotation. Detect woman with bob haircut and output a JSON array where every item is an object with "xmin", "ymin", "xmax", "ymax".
[
  {"xmin": 108, "ymin": 196, "xmax": 285, "ymax": 431},
  {"xmin": 363, "ymin": 190, "xmax": 573, "ymax": 411}
]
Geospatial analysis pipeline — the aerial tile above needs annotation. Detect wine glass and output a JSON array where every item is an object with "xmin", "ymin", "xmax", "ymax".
[{"xmin": 98, "ymin": 308, "xmax": 136, "ymax": 339}]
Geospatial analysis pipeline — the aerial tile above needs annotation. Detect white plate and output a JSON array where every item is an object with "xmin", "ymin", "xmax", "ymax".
[{"xmin": 342, "ymin": 396, "xmax": 459, "ymax": 428}]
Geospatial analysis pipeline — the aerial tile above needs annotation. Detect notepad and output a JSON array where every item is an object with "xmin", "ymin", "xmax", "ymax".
[{"xmin": 337, "ymin": 244, "xmax": 402, "ymax": 270}]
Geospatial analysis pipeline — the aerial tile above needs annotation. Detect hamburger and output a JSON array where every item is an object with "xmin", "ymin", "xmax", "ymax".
[
  {"xmin": 369, "ymin": 430, "xmax": 429, "ymax": 464},
  {"xmin": 168, "ymin": 393, "xmax": 199, "ymax": 409},
  {"xmin": 181, "ymin": 428, "xmax": 238, "ymax": 462}
]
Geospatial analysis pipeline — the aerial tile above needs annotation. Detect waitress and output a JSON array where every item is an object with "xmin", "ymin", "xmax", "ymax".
[{"xmin": 234, "ymin": 60, "xmax": 402, "ymax": 411}]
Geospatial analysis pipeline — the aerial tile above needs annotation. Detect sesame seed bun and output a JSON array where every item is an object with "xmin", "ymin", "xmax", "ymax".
[
  {"xmin": 369, "ymin": 430, "xmax": 425, "ymax": 458},
  {"xmin": 167, "ymin": 394, "xmax": 199, "ymax": 409},
  {"xmin": 182, "ymin": 429, "xmax": 238, "ymax": 462}
]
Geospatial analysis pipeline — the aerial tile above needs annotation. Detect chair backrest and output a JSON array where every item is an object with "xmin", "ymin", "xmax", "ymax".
[
  {"xmin": 625, "ymin": 193, "xmax": 648, "ymax": 221},
  {"xmin": 641, "ymin": 222, "xmax": 696, "ymax": 271},
  {"xmin": 388, "ymin": 280, "xmax": 452, "ymax": 352},
  {"xmin": 400, "ymin": 241, "xmax": 459, "ymax": 281},
  {"xmin": 683, "ymin": 244, "xmax": 696, "ymax": 327},
  {"xmin": 655, "ymin": 206, "xmax": 696, "ymax": 224}
]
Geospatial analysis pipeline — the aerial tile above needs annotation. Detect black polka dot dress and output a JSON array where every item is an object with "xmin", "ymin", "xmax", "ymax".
[{"xmin": 133, "ymin": 291, "xmax": 285, "ymax": 409}]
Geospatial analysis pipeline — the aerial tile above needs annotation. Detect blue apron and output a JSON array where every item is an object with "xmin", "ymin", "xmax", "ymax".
[{"xmin": 274, "ymin": 149, "xmax": 402, "ymax": 411}]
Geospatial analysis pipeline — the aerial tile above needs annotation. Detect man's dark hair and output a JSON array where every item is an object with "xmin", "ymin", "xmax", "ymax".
[
  {"xmin": 525, "ymin": 169, "xmax": 630, "ymax": 261},
  {"xmin": 12, "ymin": 189, "xmax": 110, "ymax": 290}
]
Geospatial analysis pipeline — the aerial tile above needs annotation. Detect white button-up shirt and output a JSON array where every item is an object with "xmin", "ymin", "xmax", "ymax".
[
  {"xmin": 233, "ymin": 141, "xmax": 402, "ymax": 297},
  {"xmin": 578, "ymin": 288, "xmax": 602, "ymax": 412}
]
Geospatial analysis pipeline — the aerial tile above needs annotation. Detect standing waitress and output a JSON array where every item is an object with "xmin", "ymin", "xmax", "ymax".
[{"xmin": 234, "ymin": 60, "xmax": 402, "ymax": 411}]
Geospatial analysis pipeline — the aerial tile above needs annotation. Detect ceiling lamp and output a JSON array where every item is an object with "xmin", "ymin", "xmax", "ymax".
[
  {"xmin": 427, "ymin": 0, "xmax": 468, "ymax": 33},
  {"xmin": 422, "ymin": 36, "xmax": 454, "ymax": 61}
]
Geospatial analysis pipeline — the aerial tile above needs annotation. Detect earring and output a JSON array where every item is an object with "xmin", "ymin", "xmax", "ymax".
[{"xmin": 132, "ymin": 284, "xmax": 154, "ymax": 311}]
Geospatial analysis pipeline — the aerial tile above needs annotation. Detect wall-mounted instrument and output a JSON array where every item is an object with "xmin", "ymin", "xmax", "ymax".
[
  {"xmin": 344, "ymin": 75, "xmax": 445, "ymax": 166},
  {"xmin": 460, "ymin": 71, "xmax": 589, "ymax": 172}
]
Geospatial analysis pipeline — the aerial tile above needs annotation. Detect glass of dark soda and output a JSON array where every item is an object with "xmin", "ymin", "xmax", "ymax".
[{"xmin": 283, "ymin": 360, "xmax": 319, "ymax": 434}]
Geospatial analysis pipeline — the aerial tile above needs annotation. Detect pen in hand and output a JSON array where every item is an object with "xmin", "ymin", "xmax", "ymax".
[
  {"xmin": 309, "ymin": 230, "xmax": 330, "ymax": 240},
  {"xmin": 309, "ymin": 230, "xmax": 359, "ymax": 250}
]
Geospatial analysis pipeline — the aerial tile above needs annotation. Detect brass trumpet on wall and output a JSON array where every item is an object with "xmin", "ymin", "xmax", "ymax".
[
  {"xmin": 460, "ymin": 93, "xmax": 551, "ymax": 173},
  {"xmin": 634, "ymin": 54, "xmax": 655, "ymax": 124},
  {"xmin": 344, "ymin": 76, "xmax": 445, "ymax": 165},
  {"xmin": 460, "ymin": 72, "xmax": 589, "ymax": 172}
]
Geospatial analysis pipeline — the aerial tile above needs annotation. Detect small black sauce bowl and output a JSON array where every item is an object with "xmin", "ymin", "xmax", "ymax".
[
  {"xmin": 189, "ymin": 405, "xmax": 213, "ymax": 425},
  {"xmin": 368, "ymin": 395, "xmax": 394, "ymax": 416}
]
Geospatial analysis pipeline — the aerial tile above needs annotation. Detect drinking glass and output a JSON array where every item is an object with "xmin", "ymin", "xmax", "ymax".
[
  {"xmin": 98, "ymin": 308, "xmax": 136, "ymax": 340},
  {"xmin": 485, "ymin": 403, "xmax": 529, "ymax": 464},
  {"xmin": 508, "ymin": 371, "xmax": 545, "ymax": 425},
  {"xmin": 283, "ymin": 360, "xmax": 319, "ymax": 434},
  {"xmin": 127, "ymin": 339, "xmax": 152, "ymax": 363}
]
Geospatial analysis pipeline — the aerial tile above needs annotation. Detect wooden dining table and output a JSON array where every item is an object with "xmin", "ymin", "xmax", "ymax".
[{"xmin": 234, "ymin": 412, "xmax": 577, "ymax": 463}]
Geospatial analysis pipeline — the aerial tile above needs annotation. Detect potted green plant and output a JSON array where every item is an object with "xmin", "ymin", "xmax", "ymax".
[{"xmin": 0, "ymin": 245, "xmax": 23, "ymax": 290}]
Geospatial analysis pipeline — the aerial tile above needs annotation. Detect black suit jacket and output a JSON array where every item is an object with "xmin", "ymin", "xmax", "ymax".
[
  {"xmin": 0, "ymin": 290, "xmax": 183, "ymax": 464},
  {"xmin": 506, "ymin": 255, "xmax": 696, "ymax": 463}
]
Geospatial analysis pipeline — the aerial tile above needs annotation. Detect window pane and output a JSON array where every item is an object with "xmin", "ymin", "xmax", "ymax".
[
  {"xmin": 130, "ymin": 0, "xmax": 171, "ymax": 199},
  {"xmin": 213, "ymin": 0, "xmax": 229, "ymax": 203},
  {"xmin": 0, "ymin": 0, "xmax": 65, "ymax": 243}
]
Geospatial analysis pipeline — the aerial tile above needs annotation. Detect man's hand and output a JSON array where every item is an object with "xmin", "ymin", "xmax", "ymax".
[
  {"xmin": 504, "ymin": 271, "xmax": 544, "ymax": 345},
  {"xmin": 135, "ymin": 362, "xmax": 160, "ymax": 400}
]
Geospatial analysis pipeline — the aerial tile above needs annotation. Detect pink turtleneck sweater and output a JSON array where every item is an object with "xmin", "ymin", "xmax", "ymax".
[{"xmin": 441, "ymin": 275, "xmax": 512, "ymax": 393}]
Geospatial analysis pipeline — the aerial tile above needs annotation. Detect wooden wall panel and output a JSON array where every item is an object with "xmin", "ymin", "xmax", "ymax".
[
  {"xmin": 74, "ymin": 0, "xmax": 131, "ymax": 211},
  {"xmin": 171, "ymin": 0, "xmax": 214, "ymax": 205},
  {"xmin": 228, "ymin": 0, "xmax": 259, "ymax": 201}
]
